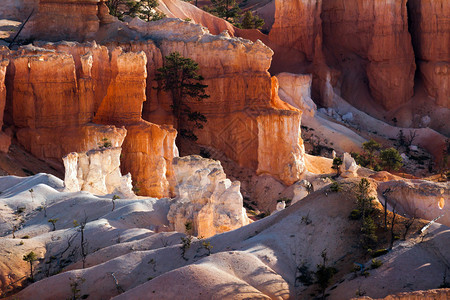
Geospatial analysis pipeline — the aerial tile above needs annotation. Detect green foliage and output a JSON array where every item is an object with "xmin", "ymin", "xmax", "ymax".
[
  {"xmin": 16, "ymin": 206, "xmax": 26, "ymax": 214},
  {"xmin": 98, "ymin": 137, "xmax": 112, "ymax": 149},
  {"xmin": 237, "ymin": 11, "xmax": 264, "ymax": 29},
  {"xmin": 184, "ymin": 221, "xmax": 193, "ymax": 235},
  {"xmin": 297, "ymin": 262, "xmax": 314, "ymax": 286},
  {"xmin": 370, "ymin": 258, "xmax": 383, "ymax": 269},
  {"xmin": 332, "ymin": 157, "xmax": 343, "ymax": 176},
  {"xmin": 349, "ymin": 209, "xmax": 361, "ymax": 220},
  {"xmin": 208, "ymin": 0, "xmax": 241, "ymax": 23},
  {"xmin": 315, "ymin": 250, "xmax": 337, "ymax": 298},
  {"xmin": 180, "ymin": 236, "xmax": 192, "ymax": 260},
  {"xmin": 23, "ymin": 251, "xmax": 38, "ymax": 281},
  {"xmin": 380, "ymin": 148, "xmax": 403, "ymax": 171},
  {"xmin": 330, "ymin": 181, "xmax": 341, "ymax": 193},
  {"xmin": 21, "ymin": 235, "xmax": 30, "ymax": 239},
  {"xmin": 356, "ymin": 179, "xmax": 378, "ymax": 249},
  {"xmin": 48, "ymin": 218, "xmax": 59, "ymax": 231},
  {"xmin": 202, "ymin": 241, "xmax": 213, "ymax": 256},
  {"xmin": 106, "ymin": 0, "xmax": 166, "ymax": 21},
  {"xmin": 362, "ymin": 139, "xmax": 381, "ymax": 168},
  {"xmin": 155, "ymin": 52, "xmax": 209, "ymax": 141},
  {"xmin": 361, "ymin": 217, "xmax": 377, "ymax": 249},
  {"xmin": 68, "ymin": 276, "xmax": 86, "ymax": 300},
  {"xmin": 371, "ymin": 248, "xmax": 388, "ymax": 258}
]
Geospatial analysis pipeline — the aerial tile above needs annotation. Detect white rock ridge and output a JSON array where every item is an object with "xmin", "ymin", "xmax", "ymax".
[
  {"xmin": 167, "ymin": 155, "xmax": 250, "ymax": 238},
  {"xmin": 63, "ymin": 147, "xmax": 135, "ymax": 198}
]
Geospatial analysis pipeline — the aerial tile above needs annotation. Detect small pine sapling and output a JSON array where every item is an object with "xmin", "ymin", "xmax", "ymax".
[{"xmin": 23, "ymin": 251, "xmax": 38, "ymax": 281}]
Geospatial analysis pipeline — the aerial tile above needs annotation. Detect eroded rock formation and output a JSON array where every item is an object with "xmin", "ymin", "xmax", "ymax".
[
  {"xmin": 408, "ymin": 0, "xmax": 450, "ymax": 108},
  {"xmin": 4, "ymin": 43, "xmax": 178, "ymax": 197},
  {"xmin": 0, "ymin": 55, "xmax": 10, "ymax": 153},
  {"xmin": 378, "ymin": 180, "xmax": 449, "ymax": 227},
  {"xmin": 126, "ymin": 18, "xmax": 306, "ymax": 186},
  {"xmin": 167, "ymin": 155, "xmax": 250, "ymax": 238},
  {"xmin": 63, "ymin": 147, "xmax": 135, "ymax": 198}
]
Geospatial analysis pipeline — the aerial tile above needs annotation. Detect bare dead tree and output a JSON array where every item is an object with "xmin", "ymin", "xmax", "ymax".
[
  {"xmin": 74, "ymin": 215, "xmax": 89, "ymax": 269},
  {"xmin": 389, "ymin": 204, "xmax": 398, "ymax": 250},
  {"xmin": 382, "ymin": 188, "xmax": 391, "ymax": 230},
  {"xmin": 402, "ymin": 209, "xmax": 417, "ymax": 240}
]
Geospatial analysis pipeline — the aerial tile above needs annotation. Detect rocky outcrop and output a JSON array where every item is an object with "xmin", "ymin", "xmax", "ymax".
[
  {"xmin": 277, "ymin": 72, "xmax": 316, "ymax": 117},
  {"xmin": 292, "ymin": 179, "xmax": 312, "ymax": 205},
  {"xmin": 269, "ymin": 0, "xmax": 321, "ymax": 61},
  {"xmin": 378, "ymin": 180, "xmax": 449, "ymax": 227},
  {"xmin": 408, "ymin": 0, "xmax": 450, "ymax": 108},
  {"xmin": 23, "ymin": 0, "xmax": 101, "ymax": 42},
  {"xmin": 63, "ymin": 147, "xmax": 135, "ymax": 198},
  {"xmin": 5, "ymin": 43, "xmax": 178, "ymax": 198},
  {"xmin": 339, "ymin": 152, "xmax": 359, "ymax": 178},
  {"xmin": 129, "ymin": 18, "xmax": 306, "ymax": 186},
  {"xmin": 321, "ymin": 0, "xmax": 416, "ymax": 110},
  {"xmin": 0, "ymin": 57, "xmax": 11, "ymax": 153},
  {"xmin": 167, "ymin": 155, "xmax": 250, "ymax": 238}
]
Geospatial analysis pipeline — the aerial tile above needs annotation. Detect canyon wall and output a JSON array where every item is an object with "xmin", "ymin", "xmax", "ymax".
[
  {"xmin": 128, "ymin": 18, "xmax": 306, "ymax": 186},
  {"xmin": 0, "ymin": 52, "xmax": 11, "ymax": 153},
  {"xmin": 4, "ymin": 43, "xmax": 178, "ymax": 198},
  {"xmin": 408, "ymin": 0, "xmax": 450, "ymax": 108}
]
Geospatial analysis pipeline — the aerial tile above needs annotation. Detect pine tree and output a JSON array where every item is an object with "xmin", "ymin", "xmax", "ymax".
[
  {"xmin": 239, "ymin": 11, "xmax": 264, "ymax": 29},
  {"xmin": 380, "ymin": 148, "xmax": 403, "ymax": 171},
  {"xmin": 210, "ymin": 0, "xmax": 241, "ymax": 23},
  {"xmin": 23, "ymin": 251, "xmax": 38, "ymax": 281},
  {"xmin": 155, "ymin": 52, "xmax": 209, "ymax": 141}
]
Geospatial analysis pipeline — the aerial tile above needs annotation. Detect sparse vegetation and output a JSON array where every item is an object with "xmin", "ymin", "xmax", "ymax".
[
  {"xmin": 330, "ymin": 181, "xmax": 341, "ymax": 193},
  {"xmin": 155, "ymin": 52, "xmax": 209, "ymax": 141},
  {"xmin": 68, "ymin": 276, "xmax": 86, "ymax": 300},
  {"xmin": 332, "ymin": 157, "xmax": 343, "ymax": 177},
  {"xmin": 380, "ymin": 148, "xmax": 403, "ymax": 171},
  {"xmin": 370, "ymin": 258, "xmax": 383, "ymax": 269},
  {"xmin": 314, "ymin": 250, "xmax": 337, "ymax": 299},
  {"xmin": 202, "ymin": 241, "xmax": 213, "ymax": 256},
  {"xmin": 111, "ymin": 194, "xmax": 120, "ymax": 212},
  {"xmin": 23, "ymin": 251, "xmax": 38, "ymax": 281},
  {"xmin": 48, "ymin": 218, "xmax": 59, "ymax": 231},
  {"xmin": 180, "ymin": 236, "xmax": 192, "ymax": 260},
  {"xmin": 98, "ymin": 137, "xmax": 112, "ymax": 149},
  {"xmin": 106, "ymin": 0, "xmax": 165, "ymax": 21},
  {"xmin": 74, "ymin": 216, "xmax": 89, "ymax": 268}
]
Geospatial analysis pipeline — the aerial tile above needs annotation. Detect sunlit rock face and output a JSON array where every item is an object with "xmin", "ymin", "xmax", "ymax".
[
  {"xmin": 167, "ymin": 155, "xmax": 250, "ymax": 238},
  {"xmin": 128, "ymin": 18, "xmax": 306, "ymax": 186},
  {"xmin": 0, "ymin": 56, "xmax": 10, "ymax": 153},
  {"xmin": 5, "ymin": 43, "xmax": 178, "ymax": 198},
  {"xmin": 63, "ymin": 147, "xmax": 135, "ymax": 198},
  {"xmin": 408, "ymin": 0, "xmax": 450, "ymax": 108}
]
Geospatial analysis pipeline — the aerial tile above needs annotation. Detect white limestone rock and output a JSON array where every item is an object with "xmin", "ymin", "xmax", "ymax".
[
  {"xmin": 339, "ymin": 152, "xmax": 359, "ymax": 178},
  {"xmin": 63, "ymin": 147, "xmax": 135, "ymax": 198},
  {"xmin": 277, "ymin": 72, "xmax": 317, "ymax": 116},
  {"xmin": 292, "ymin": 179, "xmax": 313, "ymax": 204},
  {"xmin": 167, "ymin": 155, "xmax": 250, "ymax": 238}
]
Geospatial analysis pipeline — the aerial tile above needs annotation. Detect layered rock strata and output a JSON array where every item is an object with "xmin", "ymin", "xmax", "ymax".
[
  {"xmin": 129, "ymin": 18, "xmax": 306, "ymax": 186},
  {"xmin": 5, "ymin": 44, "xmax": 178, "ymax": 198},
  {"xmin": 0, "ymin": 56, "xmax": 11, "ymax": 152},
  {"xmin": 167, "ymin": 155, "xmax": 250, "ymax": 238},
  {"xmin": 63, "ymin": 147, "xmax": 135, "ymax": 198}
]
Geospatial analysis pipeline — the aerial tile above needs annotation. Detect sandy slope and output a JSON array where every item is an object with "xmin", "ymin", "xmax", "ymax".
[{"xmin": 1, "ymin": 174, "xmax": 447, "ymax": 299}]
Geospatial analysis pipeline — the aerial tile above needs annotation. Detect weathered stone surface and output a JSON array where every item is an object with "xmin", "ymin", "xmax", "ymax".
[
  {"xmin": 292, "ymin": 180, "xmax": 312, "ymax": 205},
  {"xmin": 277, "ymin": 72, "xmax": 316, "ymax": 117},
  {"xmin": 408, "ymin": 0, "xmax": 450, "ymax": 108},
  {"xmin": 63, "ymin": 147, "xmax": 135, "ymax": 197},
  {"xmin": 355, "ymin": 288, "xmax": 450, "ymax": 300},
  {"xmin": 23, "ymin": 0, "xmax": 101, "ymax": 42},
  {"xmin": 129, "ymin": 18, "xmax": 306, "ymax": 186},
  {"xmin": 269, "ymin": 0, "xmax": 321, "ymax": 61},
  {"xmin": 6, "ymin": 43, "xmax": 178, "ymax": 198},
  {"xmin": 0, "ymin": 58, "xmax": 11, "ymax": 153},
  {"xmin": 339, "ymin": 152, "xmax": 359, "ymax": 178},
  {"xmin": 378, "ymin": 180, "xmax": 449, "ymax": 227},
  {"xmin": 321, "ymin": 0, "xmax": 416, "ymax": 110},
  {"xmin": 167, "ymin": 155, "xmax": 250, "ymax": 238}
]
